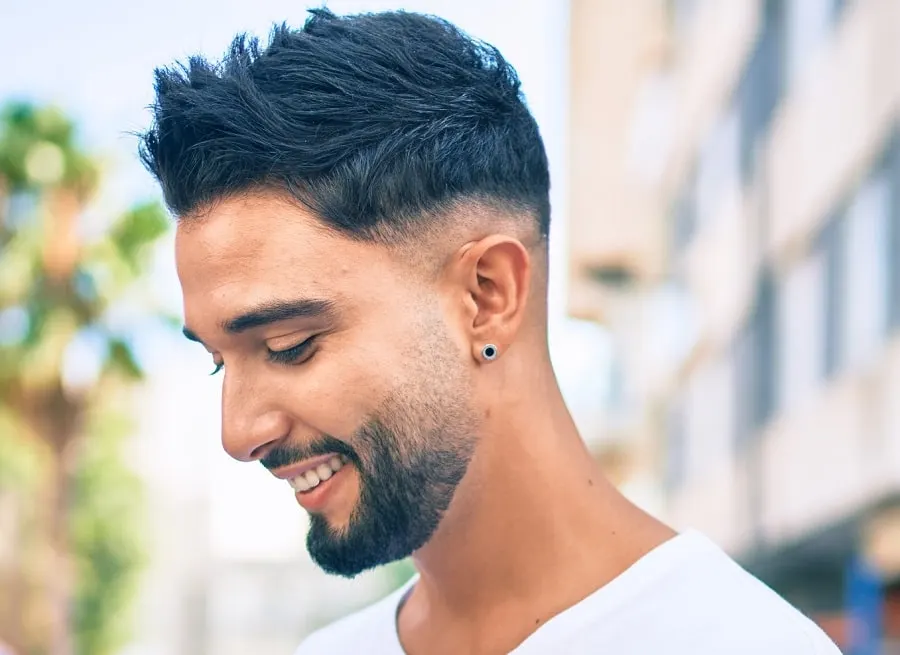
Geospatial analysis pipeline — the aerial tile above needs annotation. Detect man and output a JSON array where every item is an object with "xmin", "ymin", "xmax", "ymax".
[{"xmin": 140, "ymin": 8, "xmax": 841, "ymax": 655}]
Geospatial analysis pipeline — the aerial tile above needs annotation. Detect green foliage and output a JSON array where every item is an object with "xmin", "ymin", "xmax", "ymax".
[
  {"xmin": 0, "ymin": 100, "xmax": 171, "ymax": 654},
  {"xmin": 109, "ymin": 202, "xmax": 169, "ymax": 274},
  {"xmin": 0, "ymin": 102, "xmax": 97, "ymax": 195},
  {"xmin": 107, "ymin": 339, "xmax": 143, "ymax": 381},
  {"xmin": 0, "ymin": 200, "xmax": 169, "ymax": 388},
  {"xmin": 70, "ymin": 402, "xmax": 146, "ymax": 655}
]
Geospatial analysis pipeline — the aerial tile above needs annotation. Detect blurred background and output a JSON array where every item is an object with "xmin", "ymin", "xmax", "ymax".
[{"xmin": 0, "ymin": 0, "xmax": 897, "ymax": 653}]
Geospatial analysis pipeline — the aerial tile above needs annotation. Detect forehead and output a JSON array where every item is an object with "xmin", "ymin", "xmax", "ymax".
[{"xmin": 175, "ymin": 193, "xmax": 398, "ymax": 324}]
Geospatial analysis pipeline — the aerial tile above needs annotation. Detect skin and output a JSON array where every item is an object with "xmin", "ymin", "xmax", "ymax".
[{"xmin": 177, "ymin": 190, "xmax": 675, "ymax": 655}]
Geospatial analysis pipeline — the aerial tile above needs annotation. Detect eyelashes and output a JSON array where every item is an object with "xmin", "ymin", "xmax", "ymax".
[
  {"xmin": 208, "ymin": 336, "xmax": 318, "ymax": 376},
  {"xmin": 266, "ymin": 336, "xmax": 317, "ymax": 365}
]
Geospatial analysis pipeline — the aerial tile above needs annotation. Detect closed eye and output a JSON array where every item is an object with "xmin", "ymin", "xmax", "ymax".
[{"xmin": 268, "ymin": 336, "xmax": 317, "ymax": 365}]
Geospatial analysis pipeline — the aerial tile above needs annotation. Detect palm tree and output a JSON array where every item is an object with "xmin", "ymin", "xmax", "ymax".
[{"xmin": 0, "ymin": 102, "xmax": 169, "ymax": 655}]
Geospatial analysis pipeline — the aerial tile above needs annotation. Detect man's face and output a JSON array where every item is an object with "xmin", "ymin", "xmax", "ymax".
[{"xmin": 176, "ymin": 192, "xmax": 479, "ymax": 577}]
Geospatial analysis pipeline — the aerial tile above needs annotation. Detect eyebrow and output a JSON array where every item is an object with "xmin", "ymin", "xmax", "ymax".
[{"xmin": 182, "ymin": 298, "xmax": 337, "ymax": 345}]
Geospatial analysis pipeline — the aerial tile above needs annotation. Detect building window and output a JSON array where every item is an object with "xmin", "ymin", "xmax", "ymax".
[
  {"xmin": 821, "ymin": 143, "xmax": 894, "ymax": 375},
  {"xmin": 665, "ymin": 396, "xmax": 686, "ymax": 491},
  {"xmin": 841, "ymin": 162, "xmax": 891, "ymax": 370},
  {"xmin": 887, "ymin": 134, "xmax": 900, "ymax": 331},
  {"xmin": 785, "ymin": 0, "xmax": 835, "ymax": 87},
  {"xmin": 778, "ymin": 249, "xmax": 827, "ymax": 412},
  {"xmin": 739, "ymin": 0, "xmax": 785, "ymax": 184},
  {"xmin": 832, "ymin": 0, "xmax": 851, "ymax": 22},
  {"xmin": 753, "ymin": 270, "xmax": 778, "ymax": 426},
  {"xmin": 821, "ymin": 211, "xmax": 845, "ymax": 377},
  {"xmin": 733, "ymin": 323, "xmax": 755, "ymax": 446},
  {"xmin": 734, "ymin": 270, "xmax": 778, "ymax": 444},
  {"xmin": 696, "ymin": 105, "xmax": 740, "ymax": 229},
  {"xmin": 672, "ymin": 165, "xmax": 698, "ymax": 254}
]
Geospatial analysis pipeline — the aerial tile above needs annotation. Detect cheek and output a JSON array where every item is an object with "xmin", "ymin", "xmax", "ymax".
[{"xmin": 273, "ymin": 339, "xmax": 402, "ymax": 438}]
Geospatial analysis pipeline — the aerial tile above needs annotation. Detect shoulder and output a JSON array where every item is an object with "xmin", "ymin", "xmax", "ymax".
[
  {"xmin": 292, "ymin": 580, "xmax": 413, "ymax": 655},
  {"xmin": 699, "ymin": 609, "xmax": 842, "ymax": 654},
  {"xmin": 548, "ymin": 530, "xmax": 841, "ymax": 654},
  {"xmin": 660, "ymin": 532, "xmax": 842, "ymax": 654}
]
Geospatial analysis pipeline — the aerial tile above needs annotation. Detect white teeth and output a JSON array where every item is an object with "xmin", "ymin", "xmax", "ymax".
[
  {"xmin": 288, "ymin": 455, "xmax": 349, "ymax": 494},
  {"xmin": 290, "ymin": 475, "xmax": 311, "ymax": 492}
]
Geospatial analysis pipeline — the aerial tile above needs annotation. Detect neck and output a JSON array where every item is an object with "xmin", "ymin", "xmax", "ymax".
[{"xmin": 405, "ymin": 369, "xmax": 674, "ymax": 639}]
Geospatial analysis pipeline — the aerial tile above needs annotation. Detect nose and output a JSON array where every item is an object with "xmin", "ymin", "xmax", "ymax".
[{"xmin": 220, "ymin": 370, "xmax": 290, "ymax": 462}]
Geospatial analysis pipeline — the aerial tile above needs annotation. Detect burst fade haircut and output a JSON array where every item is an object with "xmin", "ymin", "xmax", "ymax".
[{"xmin": 139, "ymin": 8, "xmax": 551, "ymax": 245}]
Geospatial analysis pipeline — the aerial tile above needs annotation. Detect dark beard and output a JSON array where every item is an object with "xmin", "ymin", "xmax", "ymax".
[
  {"xmin": 260, "ymin": 392, "xmax": 476, "ymax": 578},
  {"xmin": 307, "ymin": 411, "xmax": 475, "ymax": 577}
]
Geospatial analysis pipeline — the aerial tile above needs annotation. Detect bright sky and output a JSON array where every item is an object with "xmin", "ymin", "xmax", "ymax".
[{"xmin": 1, "ymin": 0, "xmax": 612, "ymax": 559}]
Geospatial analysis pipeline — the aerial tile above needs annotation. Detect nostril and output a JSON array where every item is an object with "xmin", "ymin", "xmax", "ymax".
[{"xmin": 249, "ymin": 438, "xmax": 282, "ymax": 462}]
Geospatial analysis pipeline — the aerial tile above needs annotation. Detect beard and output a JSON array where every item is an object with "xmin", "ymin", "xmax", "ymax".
[
  {"xmin": 261, "ymin": 326, "xmax": 478, "ymax": 577},
  {"xmin": 311, "ymin": 403, "xmax": 475, "ymax": 577}
]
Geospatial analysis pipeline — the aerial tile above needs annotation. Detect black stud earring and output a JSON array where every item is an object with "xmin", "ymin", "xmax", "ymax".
[{"xmin": 481, "ymin": 344, "xmax": 498, "ymax": 361}]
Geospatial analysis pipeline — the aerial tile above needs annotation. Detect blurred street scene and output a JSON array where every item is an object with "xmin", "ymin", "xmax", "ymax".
[
  {"xmin": 568, "ymin": 1, "xmax": 900, "ymax": 652},
  {"xmin": 1, "ymin": 0, "xmax": 898, "ymax": 653}
]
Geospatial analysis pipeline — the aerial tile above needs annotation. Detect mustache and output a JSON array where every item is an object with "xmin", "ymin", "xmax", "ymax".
[{"xmin": 260, "ymin": 435, "xmax": 358, "ymax": 472}]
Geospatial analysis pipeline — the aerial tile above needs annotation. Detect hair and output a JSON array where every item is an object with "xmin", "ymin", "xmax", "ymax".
[{"xmin": 139, "ymin": 8, "xmax": 551, "ymax": 245}]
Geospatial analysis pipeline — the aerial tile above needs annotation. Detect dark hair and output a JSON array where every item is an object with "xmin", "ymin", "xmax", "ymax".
[{"xmin": 139, "ymin": 8, "xmax": 551, "ymax": 243}]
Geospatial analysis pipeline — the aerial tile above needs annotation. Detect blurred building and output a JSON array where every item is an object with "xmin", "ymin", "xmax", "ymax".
[{"xmin": 568, "ymin": 0, "xmax": 900, "ymax": 651}]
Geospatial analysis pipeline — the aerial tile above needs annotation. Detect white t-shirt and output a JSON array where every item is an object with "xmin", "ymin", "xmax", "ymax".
[{"xmin": 294, "ymin": 531, "xmax": 842, "ymax": 654}]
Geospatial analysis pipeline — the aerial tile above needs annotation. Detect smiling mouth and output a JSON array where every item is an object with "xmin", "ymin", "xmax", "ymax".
[{"xmin": 287, "ymin": 454, "xmax": 349, "ymax": 493}]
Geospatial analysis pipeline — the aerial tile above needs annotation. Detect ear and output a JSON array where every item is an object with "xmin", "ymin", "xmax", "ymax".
[{"xmin": 451, "ymin": 235, "xmax": 532, "ymax": 362}]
